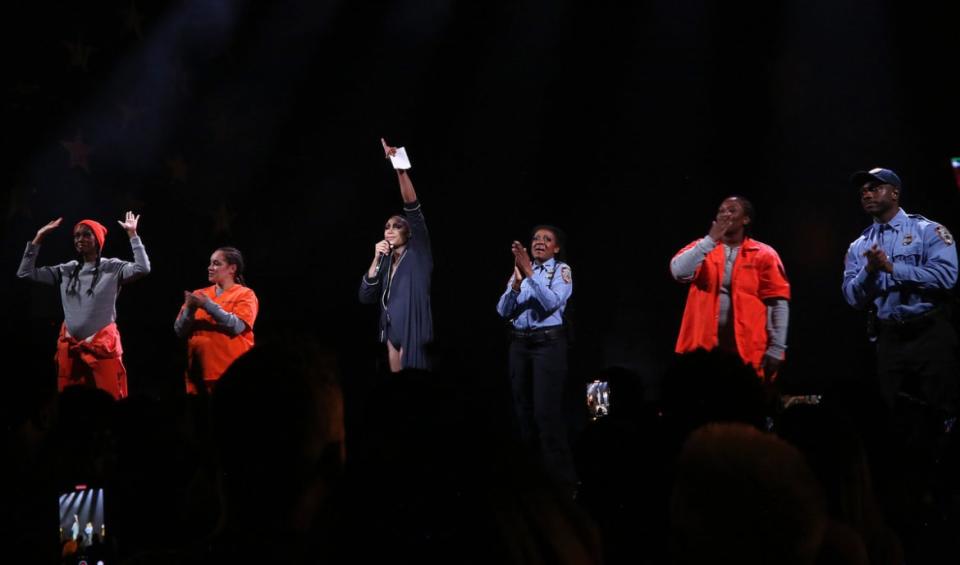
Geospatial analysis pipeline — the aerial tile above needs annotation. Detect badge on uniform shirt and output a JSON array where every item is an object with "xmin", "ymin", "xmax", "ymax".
[
  {"xmin": 936, "ymin": 225, "xmax": 955, "ymax": 246},
  {"xmin": 561, "ymin": 265, "xmax": 572, "ymax": 283},
  {"xmin": 901, "ymin": 233, "xmax": 913, "ymax": 245}
]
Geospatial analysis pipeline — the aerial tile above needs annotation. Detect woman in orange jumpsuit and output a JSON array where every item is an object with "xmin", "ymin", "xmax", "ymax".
[{"xmin": 175, "ymin": 247, "xmax": 258, "ymax": 394}]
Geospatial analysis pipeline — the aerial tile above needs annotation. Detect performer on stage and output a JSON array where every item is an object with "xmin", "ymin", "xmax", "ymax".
[
  {"xmin": 83, "ymin": 522, "xmax": 94, "ymax": 547},
  {"xmin": 496, "ymin": 226, "xmax": 577, "ymax": 490},
  {"xmin": 175, "ymin": 247, "xmax": 258, "ymax": 394},
  {"xmin": 17, "ymin": 212, "xmax": 150, "ymax": 399},
  {"xmin": 842, "ymin": 167, "xmax": 958, "ymax": 413},
  {"xmin": 670, "ymin": 196, "xmax": 791, "ymax": 381},
  {"xmin": 358, "ymin": 140, "xmax": 433, "ymax": 372}
]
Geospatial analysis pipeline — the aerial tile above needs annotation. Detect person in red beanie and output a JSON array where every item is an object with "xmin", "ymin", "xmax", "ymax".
[{"xmin": 17, "ymin": 211, "xmax": 151, "ymax": 399}]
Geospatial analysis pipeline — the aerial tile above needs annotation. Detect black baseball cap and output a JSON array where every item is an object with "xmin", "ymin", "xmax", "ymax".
[{"xmin": 850, "ymin": 167, "xmax": 902, "ymax": 189}]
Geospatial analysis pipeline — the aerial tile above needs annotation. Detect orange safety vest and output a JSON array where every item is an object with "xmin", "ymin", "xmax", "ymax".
[
  {"xmin": 673, "ymin": 237, "xmax": 790, "ymax": 375},
  {"xmin": 178, "ymin": 284, "xmax": 258, "ymax": 394}
]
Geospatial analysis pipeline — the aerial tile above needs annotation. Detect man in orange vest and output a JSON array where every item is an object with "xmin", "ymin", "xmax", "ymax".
[{"xmin": 670, "ymin": 196, "xmax": 791, "ymax": 381}]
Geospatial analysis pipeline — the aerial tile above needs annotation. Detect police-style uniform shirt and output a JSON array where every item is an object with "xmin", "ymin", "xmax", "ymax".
[
  {"xmin": 496, "ymin": 258, "xmax": 572, "ymax": 330},
  {"xmin": 843, "ymin": 208, "xmax": 958, "ymax": 321}
]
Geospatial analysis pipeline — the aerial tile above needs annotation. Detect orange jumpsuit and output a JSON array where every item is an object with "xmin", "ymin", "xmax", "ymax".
[
  {"xmin": 177, "ymin": 284, "xmax": 258, "ymax": 394},
  {"xmin": 673, "ymin": 237, "xmax": 790, "ymax": 376}
]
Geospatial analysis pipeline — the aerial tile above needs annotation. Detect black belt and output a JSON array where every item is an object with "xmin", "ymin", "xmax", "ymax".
[
  {"xmin": 879, "ymin": 305, "xmax": 948, "ymax": 330},
  {"xmin": 510, "ymin": 325, "xmax": 566, "ymax": 341}
]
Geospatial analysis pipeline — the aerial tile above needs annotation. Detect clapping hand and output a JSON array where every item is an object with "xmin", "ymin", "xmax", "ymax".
[
  {"xmin": 512, "ymin": 241, "xmax": 534, "ymax": 279},
  {"xmin": 511, "ymin": 266, "xmax": 523, "ymax": 291},
  {"xmin": 864, "ymin": 244, "xmax": 893, "ymax": 274},
  {"xmin": 184, "ymin": 290, "xmax": 208, "ymax": 309}
]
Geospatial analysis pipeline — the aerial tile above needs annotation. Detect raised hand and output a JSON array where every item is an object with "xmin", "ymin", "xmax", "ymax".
[
  {"xmin": 118, "ymin": 211, "xmax": 140, "ymax": 237},
  {"xmin": 381, "ymin": 137, "xmax": 397, "ymax": 158},
  {"xmin": 32, "ymin": 217, "xmax": 63, "ymax": 244},
  {"xmin": 511, "ymin": 265, "xmax": 523, "ymax": 292},
  {"xmin": 512, "ymin": 241, "xmax": 534, "ymax": 279},
  {"xmin": 708, "ymin": 217, "xmax": 733, "ymax": 241}
]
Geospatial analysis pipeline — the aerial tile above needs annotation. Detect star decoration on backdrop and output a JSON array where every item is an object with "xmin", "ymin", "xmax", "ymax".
[
  {"xmin": 212, "ymin": 203, "xmax": 236, "ymax": 235},
  {"xmin": 119, "ymin": 103, "xmax": 145, "ymax": 129},
  {"xmin": 166, "ymin": 156, "xmax": 189, "ymax": 183},
  {"xmin": 63, "ymin": 37, "xmax": 97, "ymax": 71},
  {"xmin": 122, "ymin": 2, "xmax": 145, "ymax": 39},
  {"xmin": 7, "ymin": 184, "xmax": 37, "ymax": 220},
  {"xmin": 61, "ymin": 131, "xmax": 94, "ymax": 172}
]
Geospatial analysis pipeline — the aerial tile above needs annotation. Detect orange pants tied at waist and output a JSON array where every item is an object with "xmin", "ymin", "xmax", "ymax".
[{"xmin": 55, "ymin": 322, "xmax": 128, "ymax": 399}]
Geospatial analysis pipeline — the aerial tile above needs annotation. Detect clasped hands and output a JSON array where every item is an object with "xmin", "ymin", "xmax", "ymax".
[
  {"xmin": 864, "ymin": 244, "xmax": 893, "ymax": 274},
  {"xmin": 509, "ymin": 241, "xmax": 535, "ymax": 291},
  {"xmin": 183, "ymin": 290, "xmax": 209, "ymax": 310}
]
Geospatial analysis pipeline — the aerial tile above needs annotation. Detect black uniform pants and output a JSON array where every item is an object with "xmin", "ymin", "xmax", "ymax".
[
  {"xmin": 876, "ymin": 310, "xmax": 960, "ymax": 524},
  {"xmin": 508, "ymin": 330, "xmax": 577, "ymax": 485},
  {"xmin": 877, "ymin": 310, "xmax": 959, "ymax": 414}
]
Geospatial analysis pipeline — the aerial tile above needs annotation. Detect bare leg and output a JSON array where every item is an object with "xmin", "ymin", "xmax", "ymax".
[{"xmin": 387, "ymin": 341, "xmax": 404, "ymax": 372}]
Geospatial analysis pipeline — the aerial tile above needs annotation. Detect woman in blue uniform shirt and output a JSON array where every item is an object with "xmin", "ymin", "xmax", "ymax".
[
  {"xmin": 496, "ymin": 226, "xmax": 576, "ymax": 490},
  {"xmin": 359, "ymin": 141, "xmax": 433, "ymax": 372}
]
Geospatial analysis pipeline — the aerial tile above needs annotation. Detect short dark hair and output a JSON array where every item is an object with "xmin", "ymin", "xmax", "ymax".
[
  {"xmin": 725, "ymin": 195, "xmax": 754, "ymax": 222},
  {"xmin": 531, "ymin": 224, "xmax": 567, "ymax": 261}
]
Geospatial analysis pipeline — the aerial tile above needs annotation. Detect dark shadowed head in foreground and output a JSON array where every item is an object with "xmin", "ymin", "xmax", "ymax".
[
  {"xmin": 671, "ymin": 422, "xmax": 826, "ymax": 565},
  {"xmin": 211, "ymin": 339, "xmax": 344, "ymax": 536}
]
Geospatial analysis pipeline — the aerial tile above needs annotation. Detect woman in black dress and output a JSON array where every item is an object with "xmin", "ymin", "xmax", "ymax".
[{"xmin": 359, "ymin": 140, "xmax": 433, "ymax": 372}]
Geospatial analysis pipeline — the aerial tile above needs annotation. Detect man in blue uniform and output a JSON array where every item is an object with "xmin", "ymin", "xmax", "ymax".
[
  {"xmin": 497, "ymin": 225, "xmax": 576, "ymax": 493},
  {"xmin": 842, "ymin": 167, "xmax": 958, "ymax": 417}
]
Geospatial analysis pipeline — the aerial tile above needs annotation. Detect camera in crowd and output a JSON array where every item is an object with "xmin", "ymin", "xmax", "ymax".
[{"xmin": 587, "ymin": 380, "xmax": 611, "ymax": 420}]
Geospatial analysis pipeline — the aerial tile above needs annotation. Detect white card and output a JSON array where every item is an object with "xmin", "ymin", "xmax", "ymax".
[{"xmin": 389, "ymin": 147, "xmax": 411, "ymax": 170}]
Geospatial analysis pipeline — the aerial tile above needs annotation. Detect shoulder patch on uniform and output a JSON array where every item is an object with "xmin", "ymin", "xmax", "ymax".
[
  {"xmin": 936, "ymin": 225, "xmax": 954, "ymax": 246},
  {"xmin": 561, "ymin": 265, "xmax": 572, "ymax": 283}
]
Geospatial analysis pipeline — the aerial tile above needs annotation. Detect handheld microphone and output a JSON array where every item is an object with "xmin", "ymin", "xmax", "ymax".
[
  {"xmin": 373, "ymin": 243, "xmax": 394, "ymax": 276},
  {"xmin": 374, "ymin": 252, "xmax": 386, "ymax": 276}
]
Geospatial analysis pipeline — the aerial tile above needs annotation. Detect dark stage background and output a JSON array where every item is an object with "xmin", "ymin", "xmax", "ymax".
[{"xmin": 3, "ymin": 0, "xmax": 960, "ymax": 406}]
